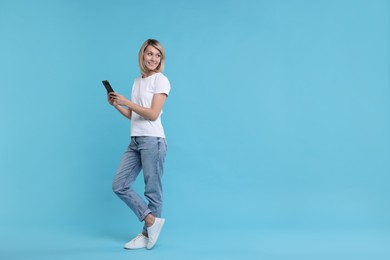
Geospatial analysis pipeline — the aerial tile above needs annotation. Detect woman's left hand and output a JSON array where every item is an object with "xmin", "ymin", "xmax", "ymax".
[{"xmin": 109, "ymin": 93, "xmax": 129, "ymax": 106}]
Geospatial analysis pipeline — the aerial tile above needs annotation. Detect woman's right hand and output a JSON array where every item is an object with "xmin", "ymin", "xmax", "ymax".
[{"xmin": 107, "ymin": 93, "xmax": 118, "ymax": 107}]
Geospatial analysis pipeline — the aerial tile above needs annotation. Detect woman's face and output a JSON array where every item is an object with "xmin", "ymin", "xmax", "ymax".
[{"xmin": 143, "ymin": 45, "xmax": 161, "ymax": 72}]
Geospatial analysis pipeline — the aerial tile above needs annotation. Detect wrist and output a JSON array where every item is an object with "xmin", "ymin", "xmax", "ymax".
[{"xmin": 125, "ymin": 100, "xmax": 133, "ymax": 109}]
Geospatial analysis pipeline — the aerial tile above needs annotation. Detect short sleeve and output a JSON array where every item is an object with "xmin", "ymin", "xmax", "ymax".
[{"xmin": 154, "ymin": 73, "xmax": 171, "ymax": 96}]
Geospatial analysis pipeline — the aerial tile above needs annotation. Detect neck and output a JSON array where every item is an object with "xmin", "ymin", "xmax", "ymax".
[{"xmin": 143, "ymin": 71, "xmax": 157, "ymax": 78}]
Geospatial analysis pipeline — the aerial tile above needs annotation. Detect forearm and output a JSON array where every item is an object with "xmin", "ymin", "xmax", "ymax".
[
  {"xmin": 115, "ymin": 105, "xmax": 132, "ymax": 119},
  {"xmin": 110, "ymin": 92, "xmax": 166, "ymax": 121},
  {"xmin": 124, "ymin": 100, "xmax": 159, "ymax": 121}
]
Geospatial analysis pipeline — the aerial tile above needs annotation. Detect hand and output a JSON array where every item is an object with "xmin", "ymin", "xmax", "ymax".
[
  {"xmin": 109, "ymin": 92, "xmax": 129, "ymax": 106},
  {"xmin": 107, "ymin": 93, "xmax": 118, "ymax": 107}
]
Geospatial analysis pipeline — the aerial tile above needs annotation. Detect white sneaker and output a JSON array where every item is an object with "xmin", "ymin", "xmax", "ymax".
[
  {"xmin": 146, "ymin": 218, "xmax": 165, "ymax": 249},
  {"xmin": 124, "ymin": 233, "xmax": 148, "ymax": 249}
]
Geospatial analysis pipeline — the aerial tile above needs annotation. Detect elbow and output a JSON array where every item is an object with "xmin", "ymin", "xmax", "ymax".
[
  {"xmin": 149, "ymin": 115, "xmax": 159, "ymax": 121},
  {"xmin": 148, "ymin": 112, "xmax": 160, "ymax": 121}
]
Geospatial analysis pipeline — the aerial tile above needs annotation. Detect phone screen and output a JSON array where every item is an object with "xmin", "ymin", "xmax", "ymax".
[{"xmin": 102, "ymin": 80, "xmax": 114, "ymax": 93}]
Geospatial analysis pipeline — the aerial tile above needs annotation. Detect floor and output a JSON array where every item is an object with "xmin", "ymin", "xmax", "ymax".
[{"xmin": 2, "ymin": 225, "xmax": 389, "ymax": 260}]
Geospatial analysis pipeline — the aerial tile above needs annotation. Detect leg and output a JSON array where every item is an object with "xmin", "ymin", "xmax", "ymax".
[
  {"xmin": 138, "ymin": 137, "xmax": 167, "ymax": 234},
  {"xmin": 112, "ymin": 142, "xmax": 152, "ymax": 221},
  {"xmin": 141, "ymin": 137, "xmax": 167, "ymax": 217}
]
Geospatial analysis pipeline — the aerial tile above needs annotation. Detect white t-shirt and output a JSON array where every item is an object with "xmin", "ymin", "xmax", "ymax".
[{"xmin": 130, "ymin": 72, "xmax": 171, "ymax": 138}]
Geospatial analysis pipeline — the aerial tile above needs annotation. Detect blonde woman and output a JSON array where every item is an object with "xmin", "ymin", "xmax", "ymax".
[{"xmin": 108, "ymin": 39, "xmax": 170, "ymax": 250}]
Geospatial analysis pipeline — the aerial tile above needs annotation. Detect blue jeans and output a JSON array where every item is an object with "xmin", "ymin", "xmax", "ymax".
[{"xmin": 112, "ymin": 136, "xmax": 167, "ymax": 232}]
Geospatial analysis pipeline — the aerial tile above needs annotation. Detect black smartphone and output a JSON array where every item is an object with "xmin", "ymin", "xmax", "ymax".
[{"xmin": 102, "ymin": 80, "xmax": 114, "ymax": 93}]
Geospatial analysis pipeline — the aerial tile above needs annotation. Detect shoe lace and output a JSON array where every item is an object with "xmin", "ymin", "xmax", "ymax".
[{"xmin": 134, "ymin": 233, "xmax": 146, "ymax": 241}]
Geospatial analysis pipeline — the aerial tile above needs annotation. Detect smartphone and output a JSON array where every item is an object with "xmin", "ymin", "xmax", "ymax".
[{"xmin": 102, "ymin": 80, "xmax": 115, "ymax": 93}]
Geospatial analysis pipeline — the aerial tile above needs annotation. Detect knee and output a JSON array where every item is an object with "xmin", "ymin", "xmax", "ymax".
[{"xmin": 112, "ymin": 181, "xmax": 123, "ymax": 195}]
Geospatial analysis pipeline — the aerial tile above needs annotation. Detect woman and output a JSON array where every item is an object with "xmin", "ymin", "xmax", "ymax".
[{"xmin": 108, "ymin": 39, "xmax": 170, "ymax": 250}]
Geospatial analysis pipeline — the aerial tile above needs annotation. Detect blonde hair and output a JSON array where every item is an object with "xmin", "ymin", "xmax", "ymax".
[{"xmin": 138, "ymin": 39, "xmax": 165, "ymax": 76}]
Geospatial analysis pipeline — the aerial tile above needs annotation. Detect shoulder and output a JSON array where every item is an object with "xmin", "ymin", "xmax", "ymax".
[
  {"xmin": 155, "ymin": 72, "xmax": 169, "ymax": 81},
  {"xmin": 133, "ymin": 76, "xmax": 142, "ymax": 84},
  {"xmin": 153, "ymin": 73, "xmax": 170, "ymax": 86}
]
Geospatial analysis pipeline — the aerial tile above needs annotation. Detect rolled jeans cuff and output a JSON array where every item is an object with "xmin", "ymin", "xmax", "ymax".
[{"xmin": 141, "ymin": 209, "xmax": 152, "ymax": 222}]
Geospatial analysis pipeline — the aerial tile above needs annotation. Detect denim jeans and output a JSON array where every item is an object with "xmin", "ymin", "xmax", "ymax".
[{"xmin": 112, "ymin": 136, "xmax": 167, "ymax": 232}]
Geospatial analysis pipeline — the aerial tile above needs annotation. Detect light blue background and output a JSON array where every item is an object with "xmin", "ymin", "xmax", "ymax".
[{"xmin": 1, "ymin": 0, "xmax": 389, "ymax": 259}]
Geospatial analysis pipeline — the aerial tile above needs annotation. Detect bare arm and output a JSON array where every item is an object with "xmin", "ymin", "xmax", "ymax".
[
  {"xmin": 110, "ymin": 92, "xmax": 167, "ymax": 121},
  {"xmin": 115, "ymin": 105, "xmax": 132, "ymax": 119},
  {"xmin": 107, "ymin": 94, "xmax": 132, "ymax": 119}
]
